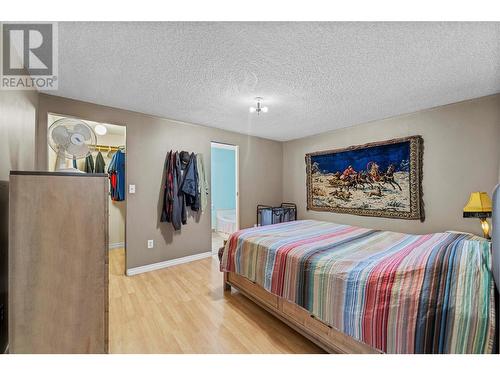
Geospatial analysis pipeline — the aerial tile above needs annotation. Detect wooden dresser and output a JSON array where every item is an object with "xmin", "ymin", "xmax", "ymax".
[{"xmin": 9, "ymin": 171, "xmax": 109, "ymax": 353}]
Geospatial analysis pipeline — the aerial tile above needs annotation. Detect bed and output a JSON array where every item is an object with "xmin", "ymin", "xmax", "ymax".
[{"xmin": 220, "ymin": 197, "xmax": 498, "ymax": 353}]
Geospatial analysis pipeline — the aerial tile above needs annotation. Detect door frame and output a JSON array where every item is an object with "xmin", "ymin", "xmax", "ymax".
[
  {"xmin": 45, "ymin": 112, "xmax": 128, "ymax": 271},
  {"xmin": 210, "ymin": 142, "xmax": 240, "ymax": 243}
]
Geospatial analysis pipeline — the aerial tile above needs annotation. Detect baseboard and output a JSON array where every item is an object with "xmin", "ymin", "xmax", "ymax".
[
  {"xmin": 126, "ymin": 251, "xmax": 212, "ymax": 276},
  {"xmin": 109, "ymin": 242, "xmax": 125, "ymax": 250}
]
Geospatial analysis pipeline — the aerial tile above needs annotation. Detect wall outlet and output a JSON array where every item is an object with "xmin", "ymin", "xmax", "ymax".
[
  {"xmin": 147, "ymin": 239, "xmax": 154, "ymax": 249},
  {"xmin": 129, "ymin": 184, "xmax": 136, "ymax": 194}
]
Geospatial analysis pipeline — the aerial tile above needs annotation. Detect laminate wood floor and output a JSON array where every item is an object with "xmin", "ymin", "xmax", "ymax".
[{"xmin": 109, "ymin": 248, "xmax": 324, "ymax": 354}]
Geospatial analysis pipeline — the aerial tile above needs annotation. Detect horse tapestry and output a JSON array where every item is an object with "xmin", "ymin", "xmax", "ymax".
[{"xmin": 306, "ymin": 136, "xmax": 424, "ymax": 220}]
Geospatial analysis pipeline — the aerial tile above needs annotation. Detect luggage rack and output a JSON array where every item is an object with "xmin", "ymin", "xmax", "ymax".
[{"xmin": 257, "ymin": 203, "xmax": 297, "ymax": 226}]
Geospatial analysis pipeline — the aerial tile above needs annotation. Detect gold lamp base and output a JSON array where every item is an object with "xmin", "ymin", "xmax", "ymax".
[{"xmin": 479, "ymin": 218, "xmax": 491, "ymax": 240}]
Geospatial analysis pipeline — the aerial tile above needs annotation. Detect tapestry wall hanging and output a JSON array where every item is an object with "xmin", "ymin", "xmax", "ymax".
[{"xmin": 305, "ymin": 135, "xmax": 424, "ymax": 220}]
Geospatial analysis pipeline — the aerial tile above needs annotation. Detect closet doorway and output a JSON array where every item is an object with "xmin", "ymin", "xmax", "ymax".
[
  {"xmin": 47, "ymin": 113, "xmax": 127, "ymax": 274},
  {"xmin": 210, "ymin": 142, "xmax": 239, "ymax": 254}
]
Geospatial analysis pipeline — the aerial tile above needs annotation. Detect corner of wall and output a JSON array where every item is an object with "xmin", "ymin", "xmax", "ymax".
[
  {"xmin": 280, "ymin": 140, "xmax": 286, "ymax": 203},
  {"xmin": 0, "ymin": 88, "xmax": 39, "ymax": 353}
]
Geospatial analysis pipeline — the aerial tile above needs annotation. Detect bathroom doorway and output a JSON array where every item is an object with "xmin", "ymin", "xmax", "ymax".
[{"xmin": 210, "ymin": 142, "xmax": 239, "ymax": 254}]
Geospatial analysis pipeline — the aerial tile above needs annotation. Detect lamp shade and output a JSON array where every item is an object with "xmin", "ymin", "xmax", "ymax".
[{"xmin": 463, "ymin": 192, "xmax": 492, "ymax": 218}]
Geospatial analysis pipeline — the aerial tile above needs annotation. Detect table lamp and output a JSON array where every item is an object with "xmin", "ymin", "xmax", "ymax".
[{"xmin": 463, "ymin": 191, "xmax": 492, "ymax": 239}]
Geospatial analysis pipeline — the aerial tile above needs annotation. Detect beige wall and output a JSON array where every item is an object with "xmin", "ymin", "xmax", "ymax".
[
  {"xmin": 37, "ymin": 94, "xmax": 283, "ymax": 270},
  {"xmin": 0, "ymin": 91, "xmax": 38, "ymax": 180},
  {"xmin": 0, "ymin": 90, "xmax": 38, "ymax": 352},
  {"xmin": 283, "ymin": 94, "xmax": 500, "ymax": 236}
]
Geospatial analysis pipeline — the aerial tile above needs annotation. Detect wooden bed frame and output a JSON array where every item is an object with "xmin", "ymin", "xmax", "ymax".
[{"xmin": 223, "ymin": 271, "xmax": 382, "ymax": 354}]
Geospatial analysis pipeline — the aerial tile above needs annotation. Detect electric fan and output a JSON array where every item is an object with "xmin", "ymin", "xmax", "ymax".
[{"xmin": 48, "ymin": 118, "xmax": 97, "ymax": 172}]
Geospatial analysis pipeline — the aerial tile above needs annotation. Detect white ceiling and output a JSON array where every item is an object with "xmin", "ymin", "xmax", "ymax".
[{"xmin": 47, "ymin": 22, "xmax": 500, "ymax": 141}]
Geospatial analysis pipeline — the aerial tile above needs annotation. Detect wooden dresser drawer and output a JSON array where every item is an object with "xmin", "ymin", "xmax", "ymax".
[
  {"xmin": 305, "ymin": 315, "xmax": 331, "ymax": 342},
  {"xmin": 282, "ymin": 299, "xmax": 309, "ymax": 325},
  {"xmin": 282, "ymin": 298, "xmax": 330, "ymax": 343},
  {"xmin": 228, "ymin": 273, "xmax": 278, "ymax": 308},
  {"xmin": 328, "ymin": 326, "xmax": 378, "ymax": 354}
]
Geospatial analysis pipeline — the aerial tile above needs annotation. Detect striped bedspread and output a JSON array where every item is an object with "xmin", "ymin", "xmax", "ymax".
[{"xmin": 220, "ymin": 220, "xmax": 496, "ymax": 354}]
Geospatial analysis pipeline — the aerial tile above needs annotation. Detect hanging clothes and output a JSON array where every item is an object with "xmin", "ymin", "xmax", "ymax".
[
  {"xmin": 108, "ymin": 149, "xmax": 125, "ymax": 201},
  {"xmin": 161, "ymin": 151, "xmax": 186, "ymax": 230},
  {"xmin": 176, "ymin": 152, "xmax": 187, "ymax": 226},
  {"xmin": 161, "ymin": 151, "xmax": 174, "ymax": 225},
  {"xmin": 95, "ymin": 151, "xmax": 106, "ymax": 173},
  {"xmin": 162, "ymin": 150, "xmax": 207, "ymax": 231},
  {"xmin": 196, "ymin": 153, "xmax": 208, "ymax": 212},
  {"xmin": 84, "ymin": 153, "xmax": 95, "ymax": 173},
  {"xmin": 180, "ymin": 152, "xmax": 200, "ymax": 212}
]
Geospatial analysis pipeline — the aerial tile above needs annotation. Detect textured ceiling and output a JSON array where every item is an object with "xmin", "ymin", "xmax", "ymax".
[{"xmin": 47, "ymin": 22, "xmax": 500, "ymax": 141}]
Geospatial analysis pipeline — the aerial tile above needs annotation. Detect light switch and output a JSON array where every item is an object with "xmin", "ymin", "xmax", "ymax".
[
  {"xmin": 129, "ymin": 184, "xmax": 136, "ymax": 194},
  {"xmin": 147, "ymin": 240, "xmax": 154, "ymax": 249}
]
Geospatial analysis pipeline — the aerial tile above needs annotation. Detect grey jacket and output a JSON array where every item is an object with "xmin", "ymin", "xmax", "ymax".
[
  {"xmin": 180, "ymin": 152, "xmax": 200, "ymax": 212},
  {"xmin": 95, "ymin": 151, "xmax": 106, "ymax": 173}
]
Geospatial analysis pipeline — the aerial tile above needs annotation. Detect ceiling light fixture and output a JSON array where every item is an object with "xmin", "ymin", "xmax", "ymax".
[
  {"xmin": 249, "ymin": 97, "xmax": 268, "ymax": 115},
  {"xmin": 94, "ymin": 124, "xmax": 108, "ymax": 136}
]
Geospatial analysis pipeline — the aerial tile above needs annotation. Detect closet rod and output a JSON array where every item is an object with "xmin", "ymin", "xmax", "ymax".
[{"xmin": 89, "ymin": 144, "xmax": 122, "ymax": 152}]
